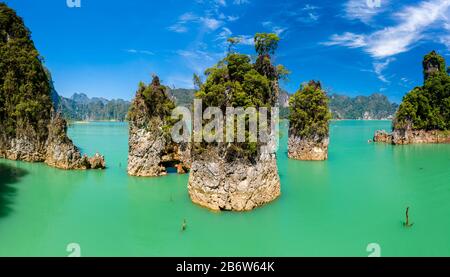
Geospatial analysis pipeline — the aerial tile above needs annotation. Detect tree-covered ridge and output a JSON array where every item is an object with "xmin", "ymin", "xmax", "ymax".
[
  {"xmin": 0, "ymin": 3, "xmax": 52, "ymax": 139},
  {"xmin": 289, "ymin": 81, "xmax": 331, "ymax": 139},
  {"xmin": 329, "ymin": 93, "xmax": 398, "ymax": 120},
  {"xmin": 394, "ymin": 51, "xmax": 450, "ymax": 130},
  {"xmin": 194, "ymin": 33, "xmax": 283, "ymax": 160}
]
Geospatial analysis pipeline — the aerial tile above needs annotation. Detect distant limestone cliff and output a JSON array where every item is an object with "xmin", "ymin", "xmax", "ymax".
[
  {"xmin": 56, "ymin": 93, "xmax": 131, "ymax": 122},
  {"xmin": 0, "ymin": 3, "xmax": 105, "ymax": 169},
  {"xmin": 166, "ymin": 88, "xmax": 397, "ymax": 120},
  {"xmin": 127, "ymin": 75, "xmax": 190, "ymax": 177},
  {"xmin": 329, "ymin": 93, "xmax": 398, "ymax": 120},
  {"xmin": 374, "ymin": 51, "xmax": 450, "ymax": 145}
]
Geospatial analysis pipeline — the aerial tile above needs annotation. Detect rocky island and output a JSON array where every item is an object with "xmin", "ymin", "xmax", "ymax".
[
  {"xmin": 127, "ymin": 75, "xmax": 190, "ymax": 176},
  {"xmin": 188, "ymin": 33, "xmax": 284, "ymax": 211},
  {"xmin": 374, "ymin": 51, "xmax": 450, "ymax": 145},
  {"xmin": 288, "ymin": 81, "xmax": 331, "ymax": 160},
  {"xmin": 0, "ymin": 3, "xmax": 105, "ymax": 170}
]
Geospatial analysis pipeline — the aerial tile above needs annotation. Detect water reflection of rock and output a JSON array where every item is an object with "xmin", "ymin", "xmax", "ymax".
[{"xmin": 0, "ymin": 163, "xmax": 28, "ymax": 218}]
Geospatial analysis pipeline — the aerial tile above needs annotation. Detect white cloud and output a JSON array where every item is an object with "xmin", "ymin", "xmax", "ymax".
[
  {"xmin": 325, "ymin": 0, "xmax": 450, "ymax": 58},
  {"xmin": 201, "ymin": 17, "xmax": 223, "ymax": 30},
  {"xmin": 344, "ymin": 0, "xmax": 389, "ymax": 24},
  {"xmin": 237, "ymin": 35, "xmax": 255, "ymax": 45},
  {"xmin": 168, "ymin": 24, "xmax": 189, "ymax": 33},
  {"xmin": 262, "ymin": 21, "xmax": 288, "ymax": 36},
  {"xmin": 273, "ymin": 26, "xmax": 287, "ymax": 36},
  {"xmin": 373, "ymin": 58, "xmax": 395, "ymax": 83},
  {"xmin": 233, "ymin": 0, "xmax": 249, "ymax": 5},
  {"xmin": 179, "ymin": 12, "xmax": 198, "ymax": 22},
  {"xmin": 307, "ymin": 12, "xmax": 319, "ymax": 22},
  {"xmin": 303, "ymin": 4, "xmax": 319, "ymax": 11},
  {"xmin": 169, "ymin": 11, "xmax": 224, "ymax": 33},
  {"xmin": 125, "ymin": 49, "xmax": 154, "ymax": 55},
  {"xmin": 216, "ymin": 27, "xmax": 233, "ymax": 41},
  {"xmin": 216, "ymin": 0, "xmax": 227, "ymax": 6},
  {"xmin": 322, "ymin": 32, "xmax": 367, "ymax": 48},
  {"xmin": 227, "ymin": 15, "xmax": 239, "ymax": 22}
]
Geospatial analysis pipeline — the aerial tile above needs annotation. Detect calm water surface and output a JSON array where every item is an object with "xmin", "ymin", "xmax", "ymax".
[{"xmin": 1, "ymin": 120, "xmax": 450, "ymax": 256}]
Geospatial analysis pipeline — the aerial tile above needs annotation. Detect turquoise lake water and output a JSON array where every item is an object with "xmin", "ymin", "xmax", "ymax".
[{"xmin": 1, "ymin": 120, "xmax": 450, "ymax": 257}]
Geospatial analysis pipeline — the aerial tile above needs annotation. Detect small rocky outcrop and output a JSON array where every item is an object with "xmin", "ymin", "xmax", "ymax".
[
  {"xmin": 374, "ymin": 128, "xmax": 450, "ymax": 145},
  {"xmin": 0, "ymin": 4, "xmax": 105, "ymax": 170},
  {"xmin": 288, "ymin": 81, "xmax": 331, "ymax": 161},
  {"xmin": 45, "ymin": 113, "xmax": 105, "ymax": 170},
  {"xmin": 127, "ymin": 76, "xmax": 190, "ymax": 177},
  {"xmin": 373, "ymin": 130, "xmax": 393, "ymax": 144}
]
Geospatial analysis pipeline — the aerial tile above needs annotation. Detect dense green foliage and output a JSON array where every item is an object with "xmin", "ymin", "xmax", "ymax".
[
  {"xmin": 289, "ymin": 81, "xmax": 331, "ymax": 139},
  {"xmin": 128, "ymin": 75, "xmax": 176, "ymax": 132},
  {"xmin": 254, "ymin": 33, "xmax": 280, "ymax": 56},
  {"xmin": 394, "ymin": 51, "xmax": 450, "ymax": 130},
  {"xmin": 0, "ymin": 3, "xmax": 52, "ymax": 139},
  {"xmin": 194, "ymin": 33, "xmax": 282, "ymax": 160}
]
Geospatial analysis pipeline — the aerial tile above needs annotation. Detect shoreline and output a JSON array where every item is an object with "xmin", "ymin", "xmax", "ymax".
[{"xmin": 69, "ymin": 120, "xmax": 128, "ymax": 124}]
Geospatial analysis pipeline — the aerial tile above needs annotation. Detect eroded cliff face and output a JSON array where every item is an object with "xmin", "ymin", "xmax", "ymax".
[
  {"xmin": 188, "ymin": 146, "xmax": 280, "ymax": 211},
  {"xmin": 288, "ymin": 136, "xmax": 329, "ymax": 161},
  {"xmin": 127, "ymin": 76, "xmax": 190, "ymax": 177},
  {"xmin": 374, "ymin": 128, "xmax": 450, "ymax": 145},
  {"xmin": 0, "ymin": 4, "xmax": 105, "ymax": 170},
  {"xmin": 45, "ymin": 113, "xmax": 105, "ymax": 170},
  {"xmin": 0, "ymin": 124, "xmax": 47, "ymax": 162},
  {"xmin": 0, "ymin": 113, "xmax": 106, "ymax": 170}
]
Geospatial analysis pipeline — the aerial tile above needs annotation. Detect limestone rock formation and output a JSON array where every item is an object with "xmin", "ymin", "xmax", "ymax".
[
  {"xmin": 188, "ymin": 148, "xmax": 280, "ymax": 211},
  {"xmin": 288, "ymin": 81, "xmax": 331, "ymax": 161},
  {"xmin": 188, "ymin": 33, "xmax": 282, "ymax": 211},
  {"xmin": 127, "ymin": 76, "xmax": 190, "ymax": 177},
  {"xmin": 0, "ymin": 3, "xmax": 105, "ymax": 170},
  {"xmin": 374, "ymin": 128, "xmax": 450, "ymax": 145},
  {"xmin": 288, "ymin": 136, "xmax": 329, "ymax": 161},
  {"xmin": 374, "ymin": 51, "xmax": 450, "ymax": 145},
  {"xmin": 45, "ymin": 113, "xmax": 105, "ymax": 170}
]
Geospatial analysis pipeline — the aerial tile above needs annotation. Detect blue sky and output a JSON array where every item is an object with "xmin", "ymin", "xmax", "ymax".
[{"xmin": 4, "ymin": 0, "xmax": 450, "ymax": 102}]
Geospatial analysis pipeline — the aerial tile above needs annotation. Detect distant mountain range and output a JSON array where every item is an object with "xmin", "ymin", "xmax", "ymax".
[
  {"xmin": 328, "ymin": 93, "xmax": 398, "ymax": 120},
  {"xmin": 165, "ymin": 89, "xmax": 399, "ymax": 120},
  {"xmin": 56, "ymin": 93, "xmax": 130, "ymax": 121},
  {"xmin": 54, "ymin": 89, "xmax": 398, "ymax": 121}
]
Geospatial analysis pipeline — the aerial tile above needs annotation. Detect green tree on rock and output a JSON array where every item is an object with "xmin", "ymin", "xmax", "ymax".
[
  {"xmin": 289, "ymin": 81, "xmax": 331, "ymax": 139},
  {"xmin": 194, "ymin": 33, "xmax": 285, "ymax": 160},
  {"xmin": 0, "ymin": 3, "xmax": 52, "ymax": 140},
  {"xmin": 127, "ymin": 75, "xmax": 176, "ymax": 135},
  {"xmin": 394, "ymin": 51, "xmax": 450, "ymax": 130}
]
